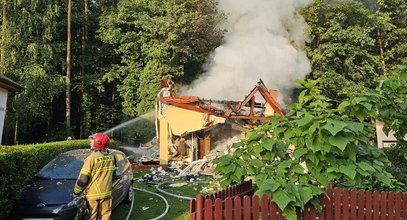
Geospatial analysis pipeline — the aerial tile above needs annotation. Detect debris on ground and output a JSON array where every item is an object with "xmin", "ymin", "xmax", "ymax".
[
  {"xmin": 168, "ymin": 183, "xmax": 189, "ymax": 187},
  {"xmin": 142, "ymin": 206, "xmax": 150, "ymax": 211},
  {"xmin": 126, "ymin": 134, "xmax": 241, "ymax": 179},
  {"xmin": 124, "ymin": 137, "xmax": 160, "ymax": 164}
]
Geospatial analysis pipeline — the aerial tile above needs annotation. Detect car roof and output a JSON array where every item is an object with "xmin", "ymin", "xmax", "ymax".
[{"xmin": 61, "ymin": 148, "xmax": 124, "ymax": 158}]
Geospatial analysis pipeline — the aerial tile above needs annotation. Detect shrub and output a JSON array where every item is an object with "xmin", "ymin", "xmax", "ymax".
[
  {"xmin": 383, "ymin": 143, "xmax": 407, "ymax": 187},
  {"xmin": 214, "ymin": 79, "xmax": 401, "ymax": 220},
  {"xmin": 0, "ymin": 139, "xmax": 120, "ymax": 219}
]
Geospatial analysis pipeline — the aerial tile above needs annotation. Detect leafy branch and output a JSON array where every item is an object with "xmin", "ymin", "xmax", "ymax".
[{"xmin": 214, "ymin": 77, "xmax": 402, "ymax": 220}]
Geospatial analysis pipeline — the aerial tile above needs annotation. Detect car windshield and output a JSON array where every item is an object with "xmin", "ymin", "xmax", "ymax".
[{"xmin": 36, "ymin": 152, "xmax": 88, "ymax": 180}]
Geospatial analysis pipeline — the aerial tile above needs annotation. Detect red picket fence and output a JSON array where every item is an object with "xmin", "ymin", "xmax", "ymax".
[
  {"xmin": 190, "ymin": 181, "xmax": 407, "ymax": 220},
  {"xmin": 200, "ymin": 180, "xmax": 254, "ymax": 201}
]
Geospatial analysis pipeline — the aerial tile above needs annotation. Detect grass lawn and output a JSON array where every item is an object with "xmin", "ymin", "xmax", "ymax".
[{"xmin": 111, "ymin": 170, "xmax": 216, "ymax": 220}]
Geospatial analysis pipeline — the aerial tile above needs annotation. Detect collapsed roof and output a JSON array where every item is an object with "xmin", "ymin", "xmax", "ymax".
[
  {"xmin": 157, "ymin": 79, "xmax": 282, "ymax": 133},
  {"xmin": 155, "ymin": 79, "xmax": 283, "ymax": 165}
]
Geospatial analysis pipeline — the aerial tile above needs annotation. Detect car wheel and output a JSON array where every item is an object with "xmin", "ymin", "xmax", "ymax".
[{"xmin": 123, "ymin": 184, "xmax": 134, "ymax": 204}]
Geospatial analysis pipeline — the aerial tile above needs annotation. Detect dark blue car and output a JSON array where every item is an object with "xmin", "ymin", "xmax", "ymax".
[{"xmin": 13, "ymin": 149, "xmax": 133, "ymax": 220}]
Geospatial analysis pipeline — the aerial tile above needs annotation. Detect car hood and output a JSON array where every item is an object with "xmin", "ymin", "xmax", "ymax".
[{"xmin": 18, "ymin": 179, "xmax": 76, "ymax": 205}]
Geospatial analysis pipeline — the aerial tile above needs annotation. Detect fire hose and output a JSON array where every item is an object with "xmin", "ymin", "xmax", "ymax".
[
  {"xmin": 155, "ymin": 181, "xmax": 209, "ymax": 200},
  {"xmin": 127, "ymin": 187, "xmax": 169, "ymax": 220},
  {"xmin": 125, "ymin": 180, "xmax": 209, "ymax": 220}
]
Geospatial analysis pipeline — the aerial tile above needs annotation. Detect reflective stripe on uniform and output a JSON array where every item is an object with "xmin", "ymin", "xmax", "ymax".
[
  {"xmin": 80, "ymin": 168, "xmax": 91, "ymax": 176},
  {"xmin": 88, "ymin": 165, "xmax": 115, "ymax": 196},
  {"xmin": 75, "ymin": 151, "xmax": 116, "ymax": 200},
  {"xmin": 85, "ymin": 190, "xmax": 112, "ymax": 199},
  {"xmin": 91, "ymin": 166, "xmax": 116, "ymax": 175},
  {"xmin": 94, "ymin": 155, "xmax": 114, "ymax": 163},
  {"xmin": 74, "ymin": 186, "xmax": 83, "ymax": 194}
]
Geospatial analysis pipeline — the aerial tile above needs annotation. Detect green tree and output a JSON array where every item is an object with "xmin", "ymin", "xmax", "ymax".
[
  {"xmin": 0, "ymin": 0, "xmax": 121, "ymax": 143},
  {"xmin": 302, "ymin": 0, "xmax": 385, "ymax": 99},
  {"xmin": 73, "ymin": 0, "xmax": 124, "ymax": 137},
  {"xmin": 98, "ymin": 0, "xmax": 224, "ymax": 116},
  {"xmin": 375, "ymin": 0, "xmax": 407, "ymax": 68},
  {"xmin": 370, "ymin": 65, "xmax": 407, "ymax": 185},
  {"xmin": 369, "ymin": 65, "xmax": 407, "ymax": 151},
  {"xmin": 0, "ymin": 0, "xmax": 65, "ymax": 143}
]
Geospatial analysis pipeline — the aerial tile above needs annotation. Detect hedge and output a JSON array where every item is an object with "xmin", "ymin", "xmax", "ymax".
[{"xmin": 0, "ymin": 139, "xmax": 120, "ymax": 219}]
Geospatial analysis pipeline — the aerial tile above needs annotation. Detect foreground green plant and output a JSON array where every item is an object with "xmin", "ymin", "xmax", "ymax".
[
  {"xmin": 373, "ymin": 65, "xmax": 407, "ymax": 185},
  {"xmin": 214, "ymin": 79, "xmax": 402, "ymax": 220},
  {"xmin": 369, "ymin": 65, "xmax": 407, "ymax": 158}
]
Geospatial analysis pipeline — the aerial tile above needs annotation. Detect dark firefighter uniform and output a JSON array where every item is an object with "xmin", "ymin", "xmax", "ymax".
[{"xmin": 74, "ymin": 150, "xmax": 116, "ymax": 220}]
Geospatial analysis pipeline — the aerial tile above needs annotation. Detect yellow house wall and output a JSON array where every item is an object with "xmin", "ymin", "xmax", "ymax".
[
  {"xmin": 159, "ymin": 117, "xmax": 169, "ymax": 164},
  {"xmin": 264, "ymin": 103, "xmax": 275, "ymax": 116},
  {"xmin": 158, "ymin": 105, "xmax": 226, "ymax": 164},
  {"xmin": 165, "ymin": 105, "xmax": 226, "ymax": 136}
]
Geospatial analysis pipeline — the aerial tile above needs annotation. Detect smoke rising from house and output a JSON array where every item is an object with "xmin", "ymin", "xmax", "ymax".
[{"xmin": 185, "ymin": 0, "xmax": 312, "ymax": 106}]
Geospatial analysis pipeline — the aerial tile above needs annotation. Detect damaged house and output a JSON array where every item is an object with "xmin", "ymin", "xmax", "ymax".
[{"xmin": 155, "ymin": 79, "xmax": 283, "ymax": 173}]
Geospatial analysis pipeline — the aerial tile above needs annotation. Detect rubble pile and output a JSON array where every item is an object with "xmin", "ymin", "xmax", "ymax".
[
  {"xmin": 200, "ymin": 136, "xmax": 240, "ymax": 176},
  {"xmin": 168, "ymin": 137, "xmax": 193, "ymax": 166},
  {"xmin": 125, "ymin": 134, "xmax": 241, "ymax": 177},
  {"xmin": 125, "ymin": 137, "xmax": 160, "ymax": 164}
]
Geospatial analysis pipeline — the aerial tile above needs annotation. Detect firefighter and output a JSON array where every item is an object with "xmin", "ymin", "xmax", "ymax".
[{"xmin": 73, "ymin": 133, "xmax": 116, "ymax": 220}]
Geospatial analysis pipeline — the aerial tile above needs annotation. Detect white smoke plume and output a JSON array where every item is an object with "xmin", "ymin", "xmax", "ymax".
[{"xmin": 185, "ymin": 0, "xmax": 312, "ymax": 106}]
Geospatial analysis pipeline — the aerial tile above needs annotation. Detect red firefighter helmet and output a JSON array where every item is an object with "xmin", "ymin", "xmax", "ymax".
[{"xmin": 89, "ymin": 133, "xmax": 110, "ymax": 150}]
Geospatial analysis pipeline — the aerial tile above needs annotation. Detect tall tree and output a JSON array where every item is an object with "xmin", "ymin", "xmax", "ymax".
[
  {"xmin": 79, "ymin": 0, "xmax": 88, "ymax": 138},
  {"xmin": 66, "ymin": 0, "xmax": 72, "ymax": 132},
  {"xmin": 1, "ymin": 0, "xmax": 6, "ymax": 65},
  {"xmin": 0, "ymin": 0, "xmax": 65, "ymax": 144},
  {"xmin": 302, "ymin": 0, "xmax": 386, "ymax": 100},
  {"xmin": 375, "ymin": 0, "xmax": 407, "ymax": 69},
  {"xmin": 98, "ymin": 0, "xmax": 225, "ymax": 116},
  {"xmin": 74, "ymin": 0, "xmax": 122, "ymax": 136}
]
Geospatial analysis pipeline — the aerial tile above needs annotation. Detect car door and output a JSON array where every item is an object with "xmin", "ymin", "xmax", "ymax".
[{"xmin": 111, "ymin": 152, "xmax": 126, "ymax": 208}]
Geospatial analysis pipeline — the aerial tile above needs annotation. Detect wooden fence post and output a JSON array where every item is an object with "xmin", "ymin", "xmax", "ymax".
[
  {"xmin": 326, "ymin": 185, "xmax": 333, "ymax": 220},
  {"xmin": 234, "ymin": 196, "xmax": 242, "ymax": 220},
  {"xmin": 373, "ymin": 191, "xmax": 380, "ymax": 220},
  {"xmin": 403, "ymin": 193, "xmax": 407, "ymax": 219},
  {"xmin": 190, "ymin": 199, "xmax": 196, "ymax": 220},
  {"xmin": 196, "ymin": 194, "xmax": 203, "ymax": 220},
  {"xmin": 243, "ymin": 196, "xmax": 251, "ymax": 220},
  {"xmin": 342, "ymin": 189, "xmax": 349, "ymax": 220},
  {"xmin": 350, "ymin": 189, "xmax": 357, "ymax": 220},
  {"xmin": 318, "ymin": 193, "xmax": 326, "ymax": 220},
  {"xmin": 380, "ymin": 191, "xmax": 387, "ymax": 220},
  {"xmin": 224, "ymin": 197, "xmax": 233, "ymax": 220},
  {"xmin": 204, "ymin": 199, "xmax": 213, "ymax": 220},
  {"xmin": 261, "ymin": 194, "xmax": 268, "ymax": 220},
  {"xmin": 252, "ymin": 195, "xmax": 259, "ymax": 220},
  {"xmin": 270, "ymin": 194, "xmax": 277, "ymax": 220},
  {"xmin": 357, "ymin": 190, "xmax": 365, "ymax": 220},
  {"xmin": 214, "ymin": 199, "xmax": 222, "ymax": 220},
  {"xmin": 388, "ymin": 192, "xmax": 394, "ymax": 220},
  {"xmin": 366, "ymin": 190, "xmax": 372, "ymax": 220},
  {"xmin": 334, "ymin": 188, "xmax": 341, "ymax": 220},
  {"xmin": 395, "ymin": 192, "xmax": 402, "ymax": 219}
]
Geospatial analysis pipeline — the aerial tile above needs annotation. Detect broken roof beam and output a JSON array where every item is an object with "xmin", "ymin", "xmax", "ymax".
[
  {"xmin": 157, "ymin": 98, "xmax": 222, "ymax": 116},
  {"xmin": 235, "ymin": 86, "xmax": 259, "ymax": 112},
  {"xmin": 250, "ymin": 96, "xmax": 255, "ymax": 117},
  {"xmin": 199, "ymin": 99, "xmax": 240, "ymax": 106},
  {"xmin": 229, "ymin": 115, "xmax": 274, "ymax": 121},
  {"xmin": 235, "ymin": 79, "xmax": 283, "ymax": 116},
  {"xmin": 257, "ymin": 82, "xmax": 283, "ymax": 116}
]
